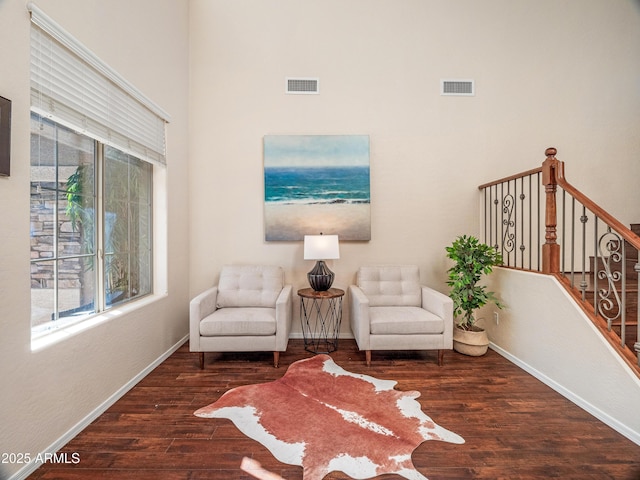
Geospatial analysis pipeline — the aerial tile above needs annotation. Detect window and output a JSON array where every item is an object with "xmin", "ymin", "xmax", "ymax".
[
  {"xmin": 28, "ymin": 4, "xmax": 169, "ymax": 338},
  {"xmin": 103, "ymin": 146, "xmax": 153, "ymax": 309},
  {"xmin": 30, "ymin": 114, "xmax": 153, "ymax": 333}
]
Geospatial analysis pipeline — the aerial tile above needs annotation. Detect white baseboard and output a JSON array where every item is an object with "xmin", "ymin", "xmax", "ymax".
[
  {"xmin": 10, "ymin": 334, "xmax": 189, "ymax": 480},
  {"xmin": 489, "ymin": 342, "xmax": 640, "ymax": 447}
]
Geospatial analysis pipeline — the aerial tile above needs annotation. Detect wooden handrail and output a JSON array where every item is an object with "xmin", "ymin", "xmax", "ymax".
[
  {"xmin": 545, "ymin": 147, "xmax": 640, "ymax": 252},
  {"xmin": 477, "ymin": 166, "xmax": 543, "ymax": 191}
]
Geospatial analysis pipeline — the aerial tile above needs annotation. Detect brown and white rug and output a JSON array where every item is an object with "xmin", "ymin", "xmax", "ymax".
[{"xmin": 194, "ymin": 354, "xmax": 464, "ymax": 480}]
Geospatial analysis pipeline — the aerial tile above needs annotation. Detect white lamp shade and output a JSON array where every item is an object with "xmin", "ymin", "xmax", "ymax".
[{"xmin": 304, "ymin": 235, "xmax": 340, "ymax": 260}]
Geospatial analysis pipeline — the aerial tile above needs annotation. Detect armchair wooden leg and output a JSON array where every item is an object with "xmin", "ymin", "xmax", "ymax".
[
  {"xmin": 437, "ymin": 349, "xmax": 444, "ymax": 366},
  {"xmin": 199, "ymin": 352, "xmax": 204, "ymax": 369},
  {"xmin": 273, "ymin": 351, "xmax": 280, "ymax": 368},
  {"xmin": 365, "ymin": 350, "xmax": 371, "ymax": 367}
]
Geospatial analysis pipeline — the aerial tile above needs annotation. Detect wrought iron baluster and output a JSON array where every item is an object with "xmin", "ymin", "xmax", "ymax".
[
  {"xmin": 580, "ymin": 205, "xmax": 588, "ymax": 302},
  {"xmin": 513, "ymin": 179, "xmax": 518, "ymax": 268},
  {"xmin": 621, "ymin": 238, "xmax": 626, "ymax": 348},
  {"xmin": 494, "ymin": 185, "xmax": 499, "ymax": 251},
  {"xmin": 529, "ymin": 174, "xmax": 533, "ymax": 270},
  {"xmin": 595, "ymin": 225, "xmax": 623, "ymax": 332},
  {"xmin": 570, "ymin": 197, "xmax": 576, "ymax": 288},
  {"xmin": 537, "ymin": 172, "xmax": 541, "ymax": 271},
  {"xmin": 511, "ymin": 179, "xmax": 516, "ymax": 267},
  {"xmin": 519, "ymin": 176, "xmax": 525, "ymax": 268},
  {"xmin": 502, "ymin": 183, "xmax": 515, "ymax": 267},
  {"xmin": 484, "ymin": 187, "xmax": 488, "ymax": 245},
  {"xmin": 594, "ymin": 216, "xmax": 598, "ymax": 319},
  {"xmin": 500, "ymin": 182, "xmax": 504, "ymax": 259},
  {"xmin": 487, "ymin": 186, "xmax": 493, "ymax": 245}
]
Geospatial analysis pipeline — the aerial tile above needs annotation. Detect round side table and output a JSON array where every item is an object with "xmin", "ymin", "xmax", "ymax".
[{"xmin": 297, "ymin": 287, "xmax": 345, "ymax": 354}]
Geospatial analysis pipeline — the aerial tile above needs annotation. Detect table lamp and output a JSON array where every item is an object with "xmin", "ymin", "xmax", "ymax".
[{"xmin": 304, "ymin": 234, "xmax": 340, "ymax": 291}]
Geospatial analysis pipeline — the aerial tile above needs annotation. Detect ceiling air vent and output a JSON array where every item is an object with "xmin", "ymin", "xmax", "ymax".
[
  {"xmin": 441, "ymin": 79, "xmax": 474, "ymax": 96},
  {"xmin": 286, "ymin": 77, "xmax": 319, "ymax": 94}
]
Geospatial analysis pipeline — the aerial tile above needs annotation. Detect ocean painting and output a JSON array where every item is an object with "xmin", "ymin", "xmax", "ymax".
[{"xmin": 264, "ymin": 135, "xmax": 370, "ymax": 241}]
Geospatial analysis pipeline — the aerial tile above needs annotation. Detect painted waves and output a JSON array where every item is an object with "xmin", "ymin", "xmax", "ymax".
[{"xmin": 265, "ymin": 166, "xmax": 370, "ymax": 205}]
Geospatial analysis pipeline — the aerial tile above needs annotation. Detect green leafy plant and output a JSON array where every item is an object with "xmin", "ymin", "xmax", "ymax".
[
  {"xmin": 65, "ymin": 150, "xmax": 151, "ymax": 305},
  {"xmin": 446, "ymin": 235, "xmax": 504, "ymax": 331}
]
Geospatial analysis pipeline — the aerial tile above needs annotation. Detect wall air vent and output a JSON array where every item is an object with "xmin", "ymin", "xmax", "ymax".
[
  {"xmin": 286, "ymin": 77, "xmax": 319, "ymax": 94},
  {"xmin": 441, "ymin": 79, "xmax": 475, "ymax": 96}
]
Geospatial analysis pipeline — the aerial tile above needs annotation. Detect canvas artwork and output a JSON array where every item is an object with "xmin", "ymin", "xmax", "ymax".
[{"xmin": 264, "ymin": 135, "xmax": 370, "ymax": 241}]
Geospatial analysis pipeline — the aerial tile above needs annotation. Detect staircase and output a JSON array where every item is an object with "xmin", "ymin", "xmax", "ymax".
[{"xmin": 478, "ymin": 148, "xmax": 640, "ymax": 376}]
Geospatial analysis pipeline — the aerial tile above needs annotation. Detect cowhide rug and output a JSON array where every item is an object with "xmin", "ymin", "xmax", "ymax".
[{"xmin": 194, "ymin": 354, "xmax": 464, "ymax": 480}]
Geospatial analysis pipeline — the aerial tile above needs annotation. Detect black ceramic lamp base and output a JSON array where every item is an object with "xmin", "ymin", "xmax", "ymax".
[{"xmin": 307, "ymin": 260, "xmax": 335, "ymax": 291}]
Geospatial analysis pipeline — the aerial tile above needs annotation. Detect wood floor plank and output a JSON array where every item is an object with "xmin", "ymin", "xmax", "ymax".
[{"xmin": 28, "ymin": 339, "xmax": 640, "ymax": 480}]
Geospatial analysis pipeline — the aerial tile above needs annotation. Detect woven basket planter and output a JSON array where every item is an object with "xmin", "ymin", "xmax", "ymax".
[{"xmin": 453, "ymin": 325, "xmax": 489, "ymax": 356}]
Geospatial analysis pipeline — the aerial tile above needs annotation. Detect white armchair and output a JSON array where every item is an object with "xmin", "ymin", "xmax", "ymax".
[
  {"xmin": 190, "ymin": 265, "xmax": 293, "ymax": 368},
  {"xmin": 349, "ymin": 265, "xmax": 454, "ymax": 366}
]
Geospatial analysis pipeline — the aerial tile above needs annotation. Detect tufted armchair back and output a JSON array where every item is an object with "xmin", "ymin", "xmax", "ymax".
[
  {"xmin": 356, "ymin": 265, "xmax": 422, "ymax": 307},
  {"xmin": 216, "ymin": 265, "xmax": 284, "ymax": 308}
]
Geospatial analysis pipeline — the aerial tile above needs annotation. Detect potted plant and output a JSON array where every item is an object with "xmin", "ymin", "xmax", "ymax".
[{"xmin": 445, "ymin": 235, "xmax": 504, "ymax": 356}]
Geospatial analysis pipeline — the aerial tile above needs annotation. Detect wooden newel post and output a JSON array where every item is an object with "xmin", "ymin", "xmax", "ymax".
[{"xmin": 542, "ymin": 147, "xmax": 561, "ymax": 274}]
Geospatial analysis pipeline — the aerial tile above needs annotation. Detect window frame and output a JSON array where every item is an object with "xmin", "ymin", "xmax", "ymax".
[{"xmin": 30, "ymin": 114, "xmax": 155, "ymax": 340}]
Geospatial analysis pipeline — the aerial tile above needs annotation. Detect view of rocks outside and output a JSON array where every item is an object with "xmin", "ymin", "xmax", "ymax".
[
  {"xmin": 30, "ymin": 177, "xmax": 96, "ymax": 328},
  {"xmin": 30, "ymin": 115, "xmax": 96, "ymax": 330}
]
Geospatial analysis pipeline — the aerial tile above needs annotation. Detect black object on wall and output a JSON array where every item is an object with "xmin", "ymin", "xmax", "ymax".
[{"xmin": 0, "ymin": 96, "xmax": 11, "ymax": 177}]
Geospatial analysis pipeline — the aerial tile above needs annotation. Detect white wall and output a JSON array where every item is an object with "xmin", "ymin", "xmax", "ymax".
[
  {"xmin": 483, "ymin": 268, "xmax": 640, "ymax": 445},
  {"xmin": 189, "ymin": 0, "xmax": 640, "ymax": 336},
  {"xmin": 0, "ymin": 1, "xmax": 190, "ymax": 478}
]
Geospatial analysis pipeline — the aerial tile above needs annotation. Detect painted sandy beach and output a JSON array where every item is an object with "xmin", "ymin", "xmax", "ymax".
[{"xmin": 265, "ymin": 203, "xmax": 370, "ymax": 241}]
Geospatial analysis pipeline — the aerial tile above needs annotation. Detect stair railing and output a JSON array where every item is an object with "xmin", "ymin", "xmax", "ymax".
[{"xmin": 479, "ymin": 148, "xmax": 640, "ymax": 370}]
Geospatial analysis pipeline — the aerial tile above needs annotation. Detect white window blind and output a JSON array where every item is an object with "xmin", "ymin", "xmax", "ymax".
[{"xmin": 28, "ymin": 2, "xmax": 170, "ymax": 165}]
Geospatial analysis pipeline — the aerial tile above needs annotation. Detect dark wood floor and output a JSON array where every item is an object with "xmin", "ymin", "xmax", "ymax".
[{"xmin": 29, "ymin": 340, "xmax": 640, "ymax": 480}]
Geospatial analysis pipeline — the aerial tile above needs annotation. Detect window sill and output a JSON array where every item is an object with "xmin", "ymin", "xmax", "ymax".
[{"xmin": 31, "ymin": 293, "xmax": 167, "ymax": 352}]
